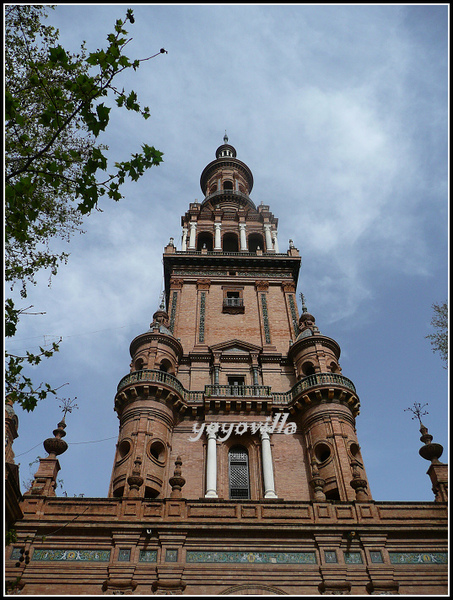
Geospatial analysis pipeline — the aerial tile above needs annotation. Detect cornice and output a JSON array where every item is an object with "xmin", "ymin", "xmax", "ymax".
[
  {"xmin": 288, "ymin": 334, "xmax": 341, "ymax": 360},
  {"xmin": 129, "ymin": 332, "xmax": 184, "ymax": 359}
]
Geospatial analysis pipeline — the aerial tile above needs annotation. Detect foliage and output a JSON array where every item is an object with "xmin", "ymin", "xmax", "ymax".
[
  {"xmin": 5, "ymin": 6, "xmax": 165, "ymax": 411},
  {"xmin": 425, "ymin": 301, "xmax": 448, "ymax": 368}
]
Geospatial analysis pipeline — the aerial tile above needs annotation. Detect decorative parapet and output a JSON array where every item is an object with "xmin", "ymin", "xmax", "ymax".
[
  {"xmin": 11, "ymin": 496, "xmax": 449, "ymax": 529},
  {"xmin": 115, "ymin": 370, "xmax": 359, "ymax": 416},
  {"xmin": 272, "ymin": 372, "xmax": 359, "ymax": 416},
  {"xmin": 205, "ymin": 384, "xmax": 272, "ymax": 398}
]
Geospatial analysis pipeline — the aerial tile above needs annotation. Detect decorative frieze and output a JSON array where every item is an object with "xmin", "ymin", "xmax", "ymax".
[
  {"xmin": 172, "ymin": 269, "xmax": 292, "ymax": 279},
  {"xmin": 169, "ymin": 291, "xmax": 178, "ymax": 333},
  {"xmin": 389, "ymin": 552, "xmax": 447, "ymax": 564},
  {"xmin": 186, "ymin": 550, "xmax": 317, "ymax": 564},
  {"xmin": 260, "ymin": 293, "xmax": 271, "ymax": 343},
  {"xmin": 344, "ymin": 551, "xmax": 363, "ymax": 564},
  {"xmin": 31, "ymin": 549, "xmax": 111, "ymax": 562},
  {"xmin": 139, "ymin": 550, "xmax": 158, "ymax": 562},
  {"xmin": 198, "ymin": 291, "xmax": 206, "ymax": 343},
  {"xmin": 288, "ymin": 293, "xmax": 299, "ymax": 337}
]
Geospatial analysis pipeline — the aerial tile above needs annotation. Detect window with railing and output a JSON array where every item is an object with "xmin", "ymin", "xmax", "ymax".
[
  {"xmin": 223, "ymin": 288, "xmax": 244, "ymax": 313},
  {"xmin": 224, "ymin": 296, "xmax": 244, "ymax": 307}
]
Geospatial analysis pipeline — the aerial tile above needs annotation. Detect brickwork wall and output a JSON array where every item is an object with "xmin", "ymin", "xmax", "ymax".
[{"xmin": 5, "ymin": 497, "xmax": 448, "ymax": 596}]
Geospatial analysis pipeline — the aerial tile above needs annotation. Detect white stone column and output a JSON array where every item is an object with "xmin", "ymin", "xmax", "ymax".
[
  {"xmin": 260, "ymin": 428, "xmax": 278, "ymax": 498},
  {"xmin": 205, "ymin": 424, "xmax": 218, "ymax": 498},
  {"xmin": 271, "ymin": 230, "xmax": 279, "ymax": 253},
  {"xmin": 214, "ymin": 222, "xmax": 222, "ymax": 250},
  {"xmin": 239, "ymin": 223, "xmax": 247, "ymax": 251},
  {"xmin": 263, "ymin": 224, "xmax": 273, "ymax": 252},
  {"xmin": 181, "ymin": 227, "xmax": 188, "ymax": 251},
  {"xmin": 188, "ymin": 221, "xmax": 197, "ymax": 250}
]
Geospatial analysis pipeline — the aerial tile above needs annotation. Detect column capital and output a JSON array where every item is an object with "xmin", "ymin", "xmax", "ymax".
[{"xmin": 206, "ymin": 423, "xmax": 219, "ymax": 440}]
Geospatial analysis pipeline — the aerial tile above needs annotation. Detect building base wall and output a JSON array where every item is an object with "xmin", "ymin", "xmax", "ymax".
[{"xmin": 5, "ymin": 497, "xmax": 448, "ymax": 596}]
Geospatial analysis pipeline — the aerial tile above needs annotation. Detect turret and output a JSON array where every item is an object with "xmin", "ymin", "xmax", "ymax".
[
  {"xmin": 109, "ymin": 301, "xmax": 184, "ymax": 499},
  {"xmin": 289, "ymin": 296, "xmax": 369, "ymax": 502}
]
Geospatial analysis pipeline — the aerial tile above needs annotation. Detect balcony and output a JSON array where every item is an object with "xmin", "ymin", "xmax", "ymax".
[
  {"xmin": 115, "ymin": 370, "xmax": 357, "ymax": 414},
  {"xmin": 205, "ymin": 384, "xmax": 272, "ymax": 398},
  {"xmin": 116, "ymin": 369, "xmax": 204, "ymax": 405},
  {"xmin": 272, "ymin": 372, "xmax": 359, "ymax": 415},
  {"xmin": 222, "ymin": 297, "xmax": 245, "ymax": 313}
]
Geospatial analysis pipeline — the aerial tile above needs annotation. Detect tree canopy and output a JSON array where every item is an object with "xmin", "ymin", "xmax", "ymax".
[
  {"xmin": 5, "ymin": 5, "xmax": 165, "ymax": 411},
  {"xmin": 426, "ymin": 301, "xmax": 448, "ymax": 369}
]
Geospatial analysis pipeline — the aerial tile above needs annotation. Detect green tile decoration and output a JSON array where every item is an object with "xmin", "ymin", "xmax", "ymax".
[
  {"xmin": 32, "ymin": 549, "xmax": 110, "ymax": 562},
  {"xmin": 186, "ymin": 551, "xmax": 316, "ymax": 564},
  {"xmin": 344, "ymin": 551, "xmax": 363, "ymax": 564},
  {"xmin": 139, "ymin": 550, "xmax": 158, "ymax": 562},
  {"xmin": 389, "ymin": 552, "xmax": 447, "ymax": 564}
]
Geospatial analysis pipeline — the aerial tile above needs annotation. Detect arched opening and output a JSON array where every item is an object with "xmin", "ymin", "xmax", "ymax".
[
  {"xmin": 117, "ymin": 440, "xmax": 131, "ymax": 461},
  {"xmin": 329, "ymin": 361, "xmax": 340, "ymax": 373},
  {"xmin": 112, "ymin": 486, "xmax": 124, "ymax": 498},
  {"xmin": 223, "ymin": 180, "xmax": 234, "ymax": 190},
  {"xmin": 134, "ymin": 357, "xmax": 144, "ymax": 371},
  {"xmin": 149, "ymin": 440, "xmax": 166, "ymax": 464},
  {"xmin": 223, "ymin": 232, "xmax": 239, "ymax": 252},
  {"xmin": 144, "ymin": 486, "xmax": 160, "ymax": 499},
  {"xmin": 325, "ymin": 488, "xmax": 341, "ymax": 501},
  {"xmin": 197, "ymin": 231, "xmax": 213, "ymax": 251},
  {"xmin": 159, "ymin": 359, "xmax": 173, "ymax": 374},
  {"xmin": 228, "ymin": 445, "xmax": 250, "ymax": 500},
  {"xmin": 248, "ymin": 233, "xmax": 264, "ymax": 253},
  {"xmin": 301, "ymin": 361, "xmax": 316, "ymax": 376}
]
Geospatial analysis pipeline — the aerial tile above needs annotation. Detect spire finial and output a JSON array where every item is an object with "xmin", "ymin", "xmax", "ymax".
[
  {"xmin": 405, "ymin": 402, "xmax": 429, "ymax": 428},
  {"xmin": 300, "ymin": 293, "xmax": 308, "ymax": 314},
  {"xmin": 223, "ymin": 130, "xmax": 228, "ymax": 144},
  {"xmin": 405, "ymin": 402, "xmax": 444, "ymax": 464},
  {"xmin": 159, "ymin": 291, "xmax": 165, "ymax": 311},
  {"xmin": 58, "ymin": 397, "xmax": 79, "ymax": 423}
]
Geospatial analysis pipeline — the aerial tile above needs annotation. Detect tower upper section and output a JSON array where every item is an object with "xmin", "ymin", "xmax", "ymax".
[
  {"xmin": 179, "ymin": 137, "xmax": 282, "ymax": 255},
  {"xmin": 200, "ymin": 134, "xmax": 254, "ymax": 203}
]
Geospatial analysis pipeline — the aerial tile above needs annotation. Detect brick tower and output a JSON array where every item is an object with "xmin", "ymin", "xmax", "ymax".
[
  {"xmin": 6, "ymin": 137, "xmax": 448, "ymax": 596},
  {"xmin": 109, "ymin": 136, "xmax": 369, "ymax": 504}
]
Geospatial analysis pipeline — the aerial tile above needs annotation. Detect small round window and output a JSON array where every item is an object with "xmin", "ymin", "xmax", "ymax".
[
  {"xmin": 314, "ymin": 442, "xmax": 331, "ymax": 464},
  {"xmin": 149, "ymin": 440, "xmax": 166, "ymax": 464},
  {"xmin": 117, "ymin": 440, "xmax": 131, "ymax": 462}
]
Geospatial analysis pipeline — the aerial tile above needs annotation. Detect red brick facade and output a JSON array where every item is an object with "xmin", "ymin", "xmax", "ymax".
[{"xmin": 5, "ymin": 138, "xmax": 448, "ymax": 595}]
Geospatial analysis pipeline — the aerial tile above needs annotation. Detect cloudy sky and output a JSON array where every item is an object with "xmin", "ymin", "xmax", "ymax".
[{"xmin": 7, "ymin": 4, "xmax": 448, "ymax": 502}]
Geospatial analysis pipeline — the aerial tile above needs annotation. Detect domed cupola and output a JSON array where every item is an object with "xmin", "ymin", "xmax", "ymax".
[
  {"xmin": 129, "ymin": 298, "xmax": 183, "ymax": 375},
  {"xmin": 148, "ymin": 303, "xmax": 173, "ymax": 336},
  {"xmin": 215, "ymin": 133, "xmax": 237, "ymax": 159},
  {"xmin": 200, "ymin": 134, "xmax": 254, "ymax": 205},
  {"xmin": 289, "ymin": 295, "xmax": 341, "ymax": 378}
]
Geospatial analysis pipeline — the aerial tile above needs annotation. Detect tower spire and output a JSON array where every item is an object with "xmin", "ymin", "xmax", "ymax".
[{"xmin": 405, "ymin": 402, "xmax": 448, "ymax": 502}]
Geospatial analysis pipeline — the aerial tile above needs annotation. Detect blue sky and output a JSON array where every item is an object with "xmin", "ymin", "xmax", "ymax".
[{"xmin": 7, "ymin": 4, "xmax": 448, "ymax": 501}]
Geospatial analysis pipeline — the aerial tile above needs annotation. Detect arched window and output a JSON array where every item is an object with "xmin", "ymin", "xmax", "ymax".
[
  {"xmin": 197, "ymin": 232, "xmax": 213, "ymax": 251},
  {"xmin": 223, "ymin": 180, "xmax": 234, "ymax": 190},
  {"xmin": 248, "ymin": 233, "xmax": 264, "ymax": 253},
  {"xmin": 159, "ymin": 358, "xmax": 174, "ymax": 374},
  {"xmin": 302, "ymin": 361, "xmax": 316, "ymax": 376},
  {"xmin": 223, "ymin": 232, "xmax": 239, "ymax": 252},
  {"xmin": 228, "ymin": 445, "xmax": 250, "ymax": 499}
]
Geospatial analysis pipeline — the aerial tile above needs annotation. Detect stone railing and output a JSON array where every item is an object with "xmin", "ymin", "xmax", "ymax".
[
  {"xmin": 117, "ymin": 370, "xmax": 355, "ymax": 407},
  {"xmin": 204, "ymin": 384, "xmax": 272, "ymax": 398},
  {"xmin": 117, "ymin": 369, "xmax": 186, "ymax": 396},
  {"xmin": 117, "ymin": 369, "xmax": 204, "ymax": 405},
  {"xmin": 272, "ymin": 373, "xmax": 357, "ymax": 405}
]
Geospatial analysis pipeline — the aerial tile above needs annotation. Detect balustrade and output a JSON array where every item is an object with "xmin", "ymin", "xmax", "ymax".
[{"xmin": 116, "ymin": 370, "xmax": 356, "ymax": 407}]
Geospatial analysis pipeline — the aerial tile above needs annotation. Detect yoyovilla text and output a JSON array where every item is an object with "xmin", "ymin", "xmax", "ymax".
[{"xmin": 188, "ymin": 413, "xmax": 296, "ymax": 442}]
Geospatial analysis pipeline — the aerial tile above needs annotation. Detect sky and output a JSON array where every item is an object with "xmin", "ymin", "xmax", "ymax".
[{"xmin": 6, "ymin": 4, "xmax": 448, "ymax": 502}]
